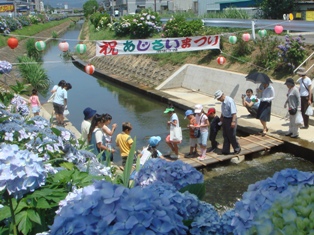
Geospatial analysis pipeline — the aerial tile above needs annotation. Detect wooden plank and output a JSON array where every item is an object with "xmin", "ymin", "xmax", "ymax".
[
  {"xmin": 264, "ymin": 135, "xmax": 284, "ymax": 145},
  {"xmin": 240, "ymin": 136, "xmax": 270, "ymax": 149},
  {"xmin": 249, "ymin": 135, "xmax": 278, "ymax": 146}
]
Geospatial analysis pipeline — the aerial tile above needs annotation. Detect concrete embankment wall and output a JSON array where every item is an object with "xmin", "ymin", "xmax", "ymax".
[{"xmin": 156, "ymin": 64, "xmax": 299, "ymax": 118}]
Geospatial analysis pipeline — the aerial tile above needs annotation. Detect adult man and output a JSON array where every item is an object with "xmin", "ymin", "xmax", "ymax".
[
  {"xmin": 241, "ymin": 88, "xmax": 260, "ymax": 118},
  {"xmin": 81, "ymin": 107, "xmax": 97, "ymax": 145},
  {"xmin": 296, "ymin": 67, "xmax": 312, "ymax": 129},
  {"xmin": 214, "ymin": 90, "xmax": 241, "ymax": 155},
  {"xmin": 284, "ymin": 78, "xmax": 301, "ymax": 138}
]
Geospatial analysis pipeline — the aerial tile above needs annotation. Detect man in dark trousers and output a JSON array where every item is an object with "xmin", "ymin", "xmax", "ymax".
[{"xmin": 214, "ymin": 90, "xmax": 241, "ymax": 155}]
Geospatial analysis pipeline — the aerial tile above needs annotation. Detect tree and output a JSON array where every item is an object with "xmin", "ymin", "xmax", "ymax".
[
  {"xmin": 83, "ymin": 0, "xmax": 99, "ymax": 17},
  {"xmin": 258, "ymin": 0, "xmax": 299, "ymax": 19}
]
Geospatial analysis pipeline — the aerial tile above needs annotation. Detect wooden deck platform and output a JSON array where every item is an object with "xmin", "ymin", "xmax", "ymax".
[{"xmin": 166, "ymin": 134, "xmax": 284, "ymax": 168}]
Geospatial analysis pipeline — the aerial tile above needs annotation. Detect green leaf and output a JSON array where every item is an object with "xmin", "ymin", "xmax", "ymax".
[
  {"xmin": 50, "ymin": 127, "xmax": 61, "ymax": 136},
  {"xmin": 0, "ymin": 205, "xmax": 11, "ymax": 221},
  {"xmin": 60, "ymin": 162, "xmax": 75, "ymax": 170},
  {"xmin": 26, "ymin": 209, "xmax": 41, "ymax": 225},
  {"xmin": 122, "ymin": 137, "xmax": 136, "ymax": 188},
  {"xmin": 179, "ymin": 183, "xmax": 205, "ymax": 200},
  {"xmin": 36, "ymin": 198, "xmax": 51, "ymax": 209},
  {"xmin": 16, "ymin": 211, "xmax": 32, "ymax": 235}
]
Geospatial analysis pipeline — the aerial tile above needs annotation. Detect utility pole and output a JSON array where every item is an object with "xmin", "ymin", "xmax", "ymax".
[{"xmin": 154, "ymin": 0, "xmax": 156, "ymax": 12}]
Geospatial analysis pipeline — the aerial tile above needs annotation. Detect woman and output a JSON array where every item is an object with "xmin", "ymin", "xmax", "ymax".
[
  {"xmin": 88, "ymin": 114, "xmax": 115, "ymax": 162},
  {"xmin": 284, "ymin": 78, "xmax": 301, "ymax": 138},
  {"xmin": 256, "ymin": 82, "xmax": 275, "ymax": 136},
  {"xmin": 164, "ymin": 107, "xmax": 181, "ymax": 159},
  {"xmin": 194, "ymin": 104, "xmax": 209, "ymax": 161}
]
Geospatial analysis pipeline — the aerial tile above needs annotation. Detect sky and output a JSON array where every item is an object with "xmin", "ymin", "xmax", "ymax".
[{"xmin": 44, "ymin": 0, "xmax": 88, "ymax": 8}]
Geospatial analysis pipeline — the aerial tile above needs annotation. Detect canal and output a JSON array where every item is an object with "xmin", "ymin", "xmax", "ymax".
[{"xmin": 39, "ymin": 21, "xmax": 314, "ymax": 209}]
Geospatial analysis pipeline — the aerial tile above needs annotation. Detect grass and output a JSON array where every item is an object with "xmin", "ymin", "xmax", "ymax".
[{"xmin": 0, "ymin": 18, "xmax": 74, "ymax": 48}]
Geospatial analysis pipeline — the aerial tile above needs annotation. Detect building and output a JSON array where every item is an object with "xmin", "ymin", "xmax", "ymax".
[
  {"xmin": 197, "ymin": 0, "xmax": 255, "ymax": 15},
  {"xmin": 112, "ymin": 0, "xmax": 195, "ymax": 15}
]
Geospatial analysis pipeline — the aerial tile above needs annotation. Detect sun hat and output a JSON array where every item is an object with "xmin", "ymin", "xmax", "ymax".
[
  {"xmin": 194, "ymin": 104, "xmax": 203, "ymax": 114},
  {"xmin": 214, "ymin": 90, "xmax": 223, "ymax": 99},
  {"xmin": 83, "ymin": 107, "xmax": 97, "ymax": 120},
  {"xmin": 297, "ymin": 67, "xmax": 307, "ymax": 76},
  {"xmin": 284, "ymin": 78, "xmax": 295, "ymax": 86},
  {"xmin": 164, "ymin": 107, "xmax": 175, "ymax": 113},
  {"xmin": 149, "ymin": 136, "xmax": 161, "ymax": 147},
  {"xmin": 184, "ymin": 109, "xmax": 194, "ymax": 119},
  {"xmin": 207, "ymin": 108, "xmax": 216, "ymax": 116}
]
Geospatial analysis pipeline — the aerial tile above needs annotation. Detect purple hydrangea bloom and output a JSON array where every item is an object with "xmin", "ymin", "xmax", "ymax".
[
  {"xmin": 134, "ymin": 158, "xmax": 203, "ymax": 190},
  {"xmin": 0, "ymin": 60, "xmax": 12, "ymax": 74},
  {"xmin": 0, "ymin": 143, "xmax": 47, "ymax": 199},
  {"xmin": 231, "ymin": 169, "xmax": 314, "ymax": 234},
  {"xmin": 50, "ymin": 180, "xmax": 187, "ymax": 235}
]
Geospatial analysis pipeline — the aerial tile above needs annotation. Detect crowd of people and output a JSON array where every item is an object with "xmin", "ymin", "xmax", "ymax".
[{"xmin": 45, "ymin": 67, "xmax": 312, "ymax": 166}]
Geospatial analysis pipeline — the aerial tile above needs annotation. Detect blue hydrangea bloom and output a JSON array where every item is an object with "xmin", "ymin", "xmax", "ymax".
[
  {"xmin": 0, "ymin": 143, "xmax": 47, "ymax": 199},
  {"xmin": 134, "ymin": 158, "xmax": 203, "ymax": 190},
  {"xmin": 50, "ymin": 180, "xmax": 187, "ymax": 235},
  {"xmin": 231, "ymin": 169, "xmax": 314, "ymax": 235}
]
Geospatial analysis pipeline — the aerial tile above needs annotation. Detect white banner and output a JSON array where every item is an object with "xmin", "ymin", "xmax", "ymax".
[{"xmin": 95, "ymin": 35, "xmax": 220, "ymax": 56}]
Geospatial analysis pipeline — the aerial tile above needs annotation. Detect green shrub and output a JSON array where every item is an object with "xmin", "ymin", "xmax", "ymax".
[
  {"xmin": 90, "ymin": 12, "xmax": 104, "ymax": 28},
  {"xmin": 230, "ymin": 34, "xmax": 254, "ymax": 63},
  {"xmin": 254, "ymin": 35, "xmax": 280, "ymax": 70},
  {"xmin": 26, "ymin": 38, "xmax": 42, "ymax": 62},
  {"xmin": 162, "ymin": 15, "xmax": 204, "ymax": 38},
  {"xmin": 17, "ymin": 56, "xmax": 50, "ymax": 92}
]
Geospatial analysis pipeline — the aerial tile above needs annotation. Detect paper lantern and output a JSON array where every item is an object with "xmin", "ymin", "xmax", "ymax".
[
  {"xmin": 242, "ymin": 33, "xmax": 250, "ymax": 42},
  {"xmin": 229, "ymin": 35, "xmax": 237, "ymax": 44},
  {"xmin": 217, "ymin": 56, "xmax": 226, "ymax": 65},
  {"xmin": 35, "ymin": 40, "xmax": 46, "ymax": 51},
  {"xmin": 274, "ymin": 25, "xmax": 283, "ymax": 34},
  {"xmin": 258, "ymin": 29, "xmax": 267, "ymax": 38},
  {"xmin": 58, "ymin": 41, "xmax": 69, "ymax": 52},
  {"xmin": 7, "ymin": 37, "xmax": 18, "ymax": 49},
  {"xmin": 85, "ymin": 64, "xmax": 95, "ymax": 75},
  {"xmin": 75, "ymin": 43, "xmax": 87, "ymax": 54}
]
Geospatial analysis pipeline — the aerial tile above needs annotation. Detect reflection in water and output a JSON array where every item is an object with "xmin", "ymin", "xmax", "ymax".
[{"xmin": 203, "ymin": 152, "xmax": 314, "ymax": 210}]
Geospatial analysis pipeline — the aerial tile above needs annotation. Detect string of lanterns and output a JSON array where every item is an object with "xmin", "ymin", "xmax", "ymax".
[
  {"xmin": 217, "ymin": 25, "xmax": 284, "ymax": 65},
  {"xmin": 5, "ymin": 24, "xmax": 286, "ymax": 71}
]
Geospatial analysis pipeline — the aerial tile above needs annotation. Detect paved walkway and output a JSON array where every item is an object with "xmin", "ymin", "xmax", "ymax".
[{"xmin": 159, "ymin": 87, "xmax": 314, "ymax": 151}]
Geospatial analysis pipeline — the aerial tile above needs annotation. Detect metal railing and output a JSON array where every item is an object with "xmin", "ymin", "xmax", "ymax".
[{"xmin": 294, "ymin": 51, "xmax": 314, "ymax": 74}]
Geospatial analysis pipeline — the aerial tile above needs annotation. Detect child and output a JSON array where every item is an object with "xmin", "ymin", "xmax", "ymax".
[
  {"xmin": 207, "ymin": 108, "xmax": 221, "ymax": 152},
  {"xmin": 164, "ymin": 107, "xmax": 181, "ymax": 159},
  {"xmin": 29, "ymin": 88, "xmax": 41, "ymax": 116},
  {"xmin": 102, "ymin": 113, "xmax": 117, "ymax": 154},
  {"xmin": 139, "ymin": 136, "xmax": 163, "ymax": 165},
  {"xmin": 184, "ymin": 109, "xmax": 198, "ymax": 158},
  {"xmin": 88, "ymin": 114, "xmax": 115, "ymax": 162},
  {"xmin": 115, "ymin": 122, "xmax": 133, "ymax": 167},
  {"xmin": 194, "ymin": 104, "xmax": 209, "ymax": 161}
]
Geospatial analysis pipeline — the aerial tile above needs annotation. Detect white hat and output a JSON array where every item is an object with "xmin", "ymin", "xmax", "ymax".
[
  {"xmin": 214, "ymin": 90, "xmax": 223, "ymax": 99},
  {"xmin": 194, "ymin": 104, "xmax": 203, "ymax": 114}
]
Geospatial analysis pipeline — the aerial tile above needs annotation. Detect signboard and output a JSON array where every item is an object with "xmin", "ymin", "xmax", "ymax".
[
  {"xmin": 0, "ymin": 3, "xmax": 14, "ymax": 12},
  {"xmin": 96, "ymin": 35, "xmax": 220, "ymax": 56}
]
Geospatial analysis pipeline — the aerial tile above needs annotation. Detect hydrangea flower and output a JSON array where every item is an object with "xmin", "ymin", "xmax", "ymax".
[
  {"xmin": 134, "ymin": 158, "xmax": 203, "ymax": 190},
  {"xmin": 0, "ymin": 60, "xmax": 12, "ymax": 74},
  {"xmin": 0, "ymin": 143, "xmax": 47, "ymax": 199},
  {"xmin": 231, "ymin": 169, "xmax": 314, "ymax": 234},
  {"xmin": 50, "ymin": 180, "xmax": 187, "ymax": 235},
  {"xmin": 190, "ymin": 201, "xmax": 222, "ymax": 234}
]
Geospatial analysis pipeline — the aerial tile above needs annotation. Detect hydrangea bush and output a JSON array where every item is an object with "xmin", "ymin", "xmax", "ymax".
[
  {"xmin": 110, "ymin": 10, "xmax": 161, "ymax": 38},
  {"xmin": 133, "ymin": 158, "xmax": 203, "ymax": 190}
]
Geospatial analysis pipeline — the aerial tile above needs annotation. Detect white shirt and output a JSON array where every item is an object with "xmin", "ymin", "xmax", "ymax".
[
  {"xmin": 261, "ymin": 85, "xmax": 275, "ymax": 102},
  {"xmin": 297, "ymin": 76, "xmax": 312, "ymax": 97},
  {"xmin": 81, "ymin": 119, "xmax": 91, "ymax": 144}
]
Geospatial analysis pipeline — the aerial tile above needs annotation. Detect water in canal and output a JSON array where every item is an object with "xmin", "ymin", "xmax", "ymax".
[{"xmin": 39, "ymin": 21, "xmax": 314, "ymax": 208}]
